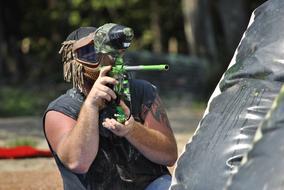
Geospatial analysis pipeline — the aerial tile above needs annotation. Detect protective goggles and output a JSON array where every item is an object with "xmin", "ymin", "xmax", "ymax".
[
  {"xmin": 75, "ymin": 43, "xmax": 100, "ymax": 63},
  {"xmin": 72, "ymin": 26, "xmax": 133, "ymax": 64},
  {"xmin": 72, "ymin": 32, "xmax": 100, "ymax": 65}
]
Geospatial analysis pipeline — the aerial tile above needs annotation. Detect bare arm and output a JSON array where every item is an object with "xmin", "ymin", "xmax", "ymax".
[
  {"xmin": 45, "ymin": 66, "xmax": 117, "ymax": 173},
  {"xmin": 103, "ymin": 96, "xmax": 178, "ymax": 166}
]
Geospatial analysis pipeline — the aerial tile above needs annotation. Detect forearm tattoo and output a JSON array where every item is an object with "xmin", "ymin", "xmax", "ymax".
[{"xmin": 149, "ymin": 96, "xmax": 170, "ymax": 128}]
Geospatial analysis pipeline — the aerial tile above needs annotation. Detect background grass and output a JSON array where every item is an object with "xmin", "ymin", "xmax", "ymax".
[
  {"xmin": 0, "ymin": 85, "xmax": 69, "ymax": 117},
  {"xmin": 5, "ymin": 137, "xmax": 38, "ymax": 147}
]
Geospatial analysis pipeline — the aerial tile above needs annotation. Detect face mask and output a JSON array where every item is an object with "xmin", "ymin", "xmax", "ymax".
[
  {"xmin": 71, "ymin": 32, "xmax": 115, "ymax": 82},
  {"xmin": 59, "ymin": 23, "xmax": 133, "ymax": 94}
]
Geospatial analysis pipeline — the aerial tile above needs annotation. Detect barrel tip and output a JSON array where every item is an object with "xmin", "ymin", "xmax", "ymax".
[{"xmin": 165, "ymin": 65, "xmax": 169, "ymax": 70}]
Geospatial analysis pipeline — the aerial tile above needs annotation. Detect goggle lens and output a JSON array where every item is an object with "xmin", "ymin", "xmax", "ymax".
[{"xmin": 76, "ymin": 43, "xmax": 99, "ymax": 63}]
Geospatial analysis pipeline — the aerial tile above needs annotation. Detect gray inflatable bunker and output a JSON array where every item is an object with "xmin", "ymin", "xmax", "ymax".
[
  {"xmin": 170, "ymin": 0, "xmax": 284, "ymax": 189},
  {"xmin": 226, "ymin": 85, "xmax": 284, "ymax": 190}
]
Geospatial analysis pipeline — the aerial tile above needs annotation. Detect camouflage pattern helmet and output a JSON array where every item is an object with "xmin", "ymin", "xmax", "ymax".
[{"xmin": 94, "ymin": 23, "xmax": 134, "ymax": 55}]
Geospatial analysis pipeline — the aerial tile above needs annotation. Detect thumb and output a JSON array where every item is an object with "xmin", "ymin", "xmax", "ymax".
[
  {"xmin": 99, "ymin": 65, "xmax": 112, "ymax": 77},
  {"xmin": 119, "ymin": 100, "xmax": 130, "ymax": 118}
]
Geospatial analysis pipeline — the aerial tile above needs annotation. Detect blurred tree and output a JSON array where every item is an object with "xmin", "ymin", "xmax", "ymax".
[
  {"xmin": 0, "ymin": 0, "xmax": 269, "ymax": 97},
  {"xmin": 181, "ymin": 0, "xmax": 267, "ymax": 94},
  {"xmin": 182, "ymin": 0, "xmax": 198, "ymax": 55}
]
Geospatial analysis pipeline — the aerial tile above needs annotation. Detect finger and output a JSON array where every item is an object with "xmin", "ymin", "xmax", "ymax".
[
  {"xmin": 97, "ymin": 91, "xmax": 112, "ymax": 101},
  {"xmin": 102, "ymin": 122, "xmax": 113, "ymax": 130},
  {"xmin": 97, "ymin": 84, "xmax": 117, "ymax": 99},
  {"xmin": 102, "ymin": 121, "xmax": 108, "ymax": 128},
  {"xmin": 125, "ymin": 115, "xmax": 135, "ymax": 126},
  {"xmin": 99, "ymin": 76, "xmax": 118, "ymax": 85},
  {"xmin": 99, "ymin": 66, "xmax": 112, "ymax": 77},
  {"xmin": 119, "ymin": 100, "xmax": 130, "ymax": 117},
  {"xmin": 103, "ymin": 118, "xmax": 114, "ymax": 129},
  {"xmin": 110, "ymin": 118, "xmax": 123, "ymax": 128}
]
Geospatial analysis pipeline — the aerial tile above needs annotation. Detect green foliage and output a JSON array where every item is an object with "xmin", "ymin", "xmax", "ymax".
[
  {"xmin": 91, "ymin": 0, "xmax": 124, "ymax": 9},
  {"xmin": 5, "ymin": 137, "xmax": 38, "ymax": 148},
  {"xmin": 72, "ymin": 0, "xmax": 84, "ymax": 8},
  {"xmin": 0, "ymin": 88, "xmax": 36, "ymax": 116},
  {"xmin": 0, "ymin": 86, "xmax": 63, "ymax": 117},
  {"xmin": 69, "ymin": 11, "xmax": 81, "ymax": 26}
]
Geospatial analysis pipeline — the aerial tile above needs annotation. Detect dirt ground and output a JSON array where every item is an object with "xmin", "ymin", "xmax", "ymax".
[{"xmin": 0, "ymin": 102, "xmax": 204, "ymax": 190}]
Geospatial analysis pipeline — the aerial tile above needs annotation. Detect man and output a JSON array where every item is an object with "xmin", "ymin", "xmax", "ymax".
[{"xmin": 43, "ymin": 23, "xmax": 177, "ymax": 190}]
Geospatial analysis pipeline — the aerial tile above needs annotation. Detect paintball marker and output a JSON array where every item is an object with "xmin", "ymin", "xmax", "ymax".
[
  {"xmin": 94, "ymin": 23, "xmax": 169, "ymax": 123},
  {"xmin": 110, "ymin": 56, "xmax": 169, "ymax": 123}
]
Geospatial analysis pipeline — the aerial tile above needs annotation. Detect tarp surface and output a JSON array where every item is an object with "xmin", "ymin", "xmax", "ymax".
[
  {"xmin": 171, "ymin": 0, "xmax": 284, "ymax": 189},
  {"xmin": 226, "ymin": 85, "xmax": 284, "ymax": 190}
]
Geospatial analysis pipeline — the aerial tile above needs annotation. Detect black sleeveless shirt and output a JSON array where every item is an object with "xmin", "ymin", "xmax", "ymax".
[{"xmin": 43, "ymin": 79, "xmax": 170, "ymax": 190}]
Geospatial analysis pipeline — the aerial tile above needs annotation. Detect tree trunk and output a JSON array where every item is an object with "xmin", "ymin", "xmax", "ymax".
[
  {"xmin": 182, "ymin": 0, "xmax": 218, "ymax": 60},
  {"xmin": 0, "ymin": 4, "xmax": 8, "ymax": 84},
  {"xmin": 182, "ymin": 0, "xmax": 199, "ymax": 55},
  {"xmin": 151, "ymin": 0, "xmax": 162, "ymax": 53},
  {"xmin": 217, "ymin": 0, "xmax": 248, "ymax": 60}
]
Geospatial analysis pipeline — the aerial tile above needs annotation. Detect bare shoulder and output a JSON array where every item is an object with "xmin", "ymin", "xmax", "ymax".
[{"xmin": 44, "ymin": 111, "xmax": 76, "ymax": 152}]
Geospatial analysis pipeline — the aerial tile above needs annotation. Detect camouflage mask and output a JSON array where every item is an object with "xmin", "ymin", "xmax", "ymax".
[{"xmin": 93, "ymin": 23, "xmax": 134, "ymax": 56}]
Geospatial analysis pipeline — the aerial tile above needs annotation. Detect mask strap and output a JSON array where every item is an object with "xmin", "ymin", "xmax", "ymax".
[{"xmin": 72, "ymin": 32, "xmax": 95, "ymax": 51}]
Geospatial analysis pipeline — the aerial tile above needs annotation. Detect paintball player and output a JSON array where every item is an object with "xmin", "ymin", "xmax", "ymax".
[{"xmin": 43, "ymin": 23, "xmax": 177, "ymax": 190}]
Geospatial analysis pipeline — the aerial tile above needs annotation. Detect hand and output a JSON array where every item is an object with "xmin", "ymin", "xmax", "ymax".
[
  {"xmin": 102, "ymin": 100, "xmax": 135, "ymax": 137},
  {"xmin": 87, "ymin": 66, "xmax": 117, "ymax": 109}
]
